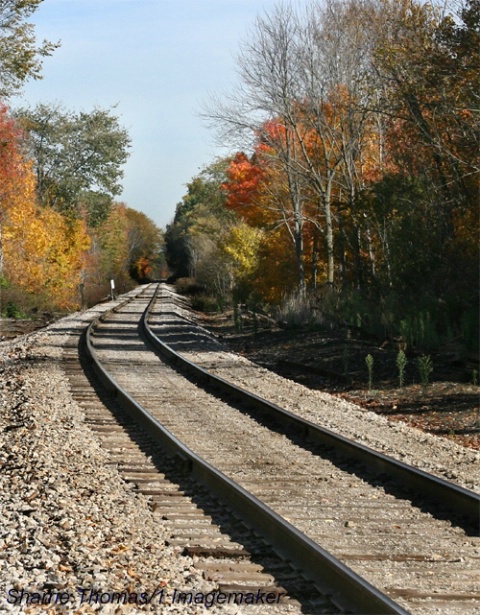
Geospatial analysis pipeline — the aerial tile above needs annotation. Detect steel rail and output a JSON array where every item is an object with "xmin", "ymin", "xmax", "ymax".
[
  {"xmin": 84, "ymin": 288, "xmax": 411, "ymax": 615},
  {"xmin": 143, "ymin": 284, "xmax": 480, "ymax": 534}
]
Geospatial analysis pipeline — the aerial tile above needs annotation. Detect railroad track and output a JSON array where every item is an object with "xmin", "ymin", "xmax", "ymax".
[
  {"xmin": 63, "ymin": 343, "xmax": 319, "ymax": 613},
  {"xmin": 68, "ymin": 283, "xmax": 479, "ymax": 615}
]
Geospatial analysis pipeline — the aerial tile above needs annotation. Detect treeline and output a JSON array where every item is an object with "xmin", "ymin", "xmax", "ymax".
[
  {"xmin": 166, "ymin": 0, "xmax": 478, "ymax": 352},
  {"xmin": 0, "ymin": 1, "xmax": 163, "ymax": 315}
]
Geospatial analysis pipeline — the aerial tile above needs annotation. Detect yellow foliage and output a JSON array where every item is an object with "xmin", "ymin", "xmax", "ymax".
[
  {"xmin": 220, "ymin": 222, "xmax": 264, "ymax": 281},
  {"xmin": 251, "ymin": 227, "xmax": 298, "ymax": 304},
  {"xmin": 2, "ymin": 160, "xmax": 90, "ymax": 309}
]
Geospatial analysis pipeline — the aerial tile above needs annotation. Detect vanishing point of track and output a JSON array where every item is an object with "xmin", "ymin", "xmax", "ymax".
[{"xmin": 68, "ymin": 283, "xmax": 479, "ymax": 615}]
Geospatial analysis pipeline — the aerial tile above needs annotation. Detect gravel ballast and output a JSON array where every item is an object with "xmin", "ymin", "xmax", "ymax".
[
  {"xmin": 0, "ymin": 287, "xmax": 478, "ymax": 615},
  {"xmin": 0, "ymin": 295, "xmax": 258, "ymax": 615}
]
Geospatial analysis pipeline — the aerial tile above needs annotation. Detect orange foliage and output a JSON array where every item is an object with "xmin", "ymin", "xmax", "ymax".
[
  {"xmin": 0, "ymin": 103, "xmax": 29, "ymax": 222},
  {"xmin": 133, "ymin": 256, "xmax": 152, "ymax": 281},
  {"xmin": 0, "ymin": 103, "xmax": 90, "ymax": 309},
  {"xmin": 3, "ymin": 167, "xmax": 90, "ymax": 309},
  {"xmin": 222, "ymin": 152, "xmax": 270, "ymax": 225}
]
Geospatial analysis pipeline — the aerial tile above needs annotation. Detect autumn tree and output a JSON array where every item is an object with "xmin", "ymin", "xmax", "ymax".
[
  {"xmin": 124, "ymin": 207, "xmax": 164, "ymax": 282},
  {"xmin": 0, "ymin": 104, "xmax": 91, "ymax": 311},
  {"xmin": 0, "ymin": 0, "xmax": 58, "ymax": 98},
  {"xmin": 89, "ymin": 204, "xmax": 130, "ymax": 295},
  {"xmin": 222, "ymin": 149, "xmax": 280, "ymax": 231},
  {"xmin": 223, "ymin": 147, "xmax": 304, "ymax": 301},
  {"xmin": 4, "ymin": 202, "xmax": 90, "ymax": 309},
  {"xmin": 0, "ymin": 102, "xmax": 26, "ymax": 277},
  {"xmin": 206, "ymin": 4, "xmax": 313, "ymax": 292},
  {"xmin": 205, "ymin": 1, "xmax": 383, "ymax": 292},
  {"xmin": 85, "ymin": 203, "xmax": 163, "ymax": 303},
  {"xmin": 219, "ymin": 221, "xmax": 264, "ymax": 293}
]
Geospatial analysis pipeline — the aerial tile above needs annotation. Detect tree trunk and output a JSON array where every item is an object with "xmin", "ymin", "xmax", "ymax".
[
  {"xmin": 293, "ymin": 208, "xmax": 306, "ymax": 295},
  {"xmin": 337, "ymin": 206, "xmax": 347, "ymax": 287},
  {"xmin": 324, "ymin": 186, "xmax": 335, "ymax": 286}
]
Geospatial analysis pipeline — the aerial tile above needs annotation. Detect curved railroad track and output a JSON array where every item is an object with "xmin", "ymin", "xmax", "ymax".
[{"xmin": 73, "ymin": 283, "xmax": 479, "ymax": 615}]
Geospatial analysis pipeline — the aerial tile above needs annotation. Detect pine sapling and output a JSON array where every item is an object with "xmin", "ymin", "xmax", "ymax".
[
  {"xmin": 365, "ymin": 354, "xmax": 374, "ymax": 391},
  {"xmin": 417, "ymin": 354, "xmax": 433, "ymax": 387},
  {"xmin": 396, "ymin": 350, "xmax": 408, "ymax": 388}
]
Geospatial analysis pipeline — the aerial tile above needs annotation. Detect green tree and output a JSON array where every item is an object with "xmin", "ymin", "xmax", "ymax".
[
  {"xmin": 0, "ymin": 0, "xmax": 59, "ymax": 98},
  {"xmin": 16, "ymin": 103, "xmax": 130, "ymax": 218},
  {"xmin": 77, "ymin": 192, "xmax": 113, "ymax": 228},
  {"xmin": 165, "ymin": 159, "xmax": 235, "ymax": 280}
]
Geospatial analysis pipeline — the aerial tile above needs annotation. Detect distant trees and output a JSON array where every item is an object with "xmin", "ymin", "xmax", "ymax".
[
  {"xmin": 85, "ymin": 203, "xmax": 163, "ymax": 303},
  {"xmin": 174, "ymin": 0, "xmax": 478, "ymax": 350},
  {"xmin": 165, "ymin": 160, "xmax": 235, "ymax": 294},
  {"xmin": 165, "ymin": 160, "xmax": 269, "ymax": 303},
  {"xmin": 0, "ymin": 101, "xmax": 161, "ymax": 313}
]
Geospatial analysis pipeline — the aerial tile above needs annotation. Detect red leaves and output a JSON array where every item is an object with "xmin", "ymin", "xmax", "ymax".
[{"xmin": 222, "ymin": 152, "xmax": 266, "ymax": 216}]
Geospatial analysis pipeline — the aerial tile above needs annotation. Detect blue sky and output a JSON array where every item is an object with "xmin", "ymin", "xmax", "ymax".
[{"xmin": 13, "ymin": 0, "xmax": 280, "ymax": 229}]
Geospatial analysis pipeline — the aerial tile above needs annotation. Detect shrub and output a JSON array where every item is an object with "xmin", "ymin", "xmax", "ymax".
[
  {"xmin": 174, "ymin": 277, "xmax": 205, "ymax": 296},
  {"xmin": 189, "ymin": 293, "xmax": 220, "ymax": 313},
  {"xmin": 4, "ymin": 302, "xmax": 26, "ymax": 319},
  {"xmin": 276, "ymin": 291, "xmax": 323, "ymax": 329}
]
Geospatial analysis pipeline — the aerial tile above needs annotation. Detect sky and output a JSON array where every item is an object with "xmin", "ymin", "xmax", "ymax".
[{"xmin": 13, "ymin": 0, "xmax": 281, "ymax": 230}]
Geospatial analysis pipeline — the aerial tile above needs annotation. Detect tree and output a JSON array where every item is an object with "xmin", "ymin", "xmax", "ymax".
[
  {"xmin": 202, "ymin": 0, "xmax": 477, "ymax": 349},
  {"xmin": 5, "ymin": 203, "xmax": 90, "ymax": 309},
  {"xmin": 364, "ymin": 0, "xmax": 479, "ymax": 318},
  {"xmin": 205, "ymin": 2, "xmax": 376, "ymax": 291},
  {"xmin": 0, "ymin": 0, "xmax": 59, "ymax": 98},
  {"xmin": 89, "ymin": 203, "xmax": 163, "ymax": 297},
  {"xmin": 370, "ymin": 0, "xmax": 479, "ymax": 204},
  {"xmin": 0, "ymin": 105, "xmax": 91, "ymax": 310},
  {"xmin": 165, "ymin": 159, "xmax": 235, "ymax": 283},
  {"xmin": 124, "ymin": 207, "xmax": 164, "ymax": 282},
  {"xmin": 219, "ymin": 221, "xmax": 265, "ymax": 300},
  {"xmin": 0, "ymin": 102, "xmax": 30, "ymax": 277},
  {"xmin": 16, "ymin": 103, "xmax": 131, "ymax": 217},
  {"xmin": 232, "ymin": 4, "xmax": 309, "ymax": 292},
  {"xmin": 223, "ymin": 150, "xmax": 274, "ymax": 227}
]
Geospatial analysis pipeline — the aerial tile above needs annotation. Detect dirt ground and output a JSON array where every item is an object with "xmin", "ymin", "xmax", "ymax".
[
  {"xmin": 200, "ymin": 310, "xmax": 480, "ymax": 451},
  {"xmin": 0, "ymin": 315, "xmax": 55, "ymax": 340}
]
